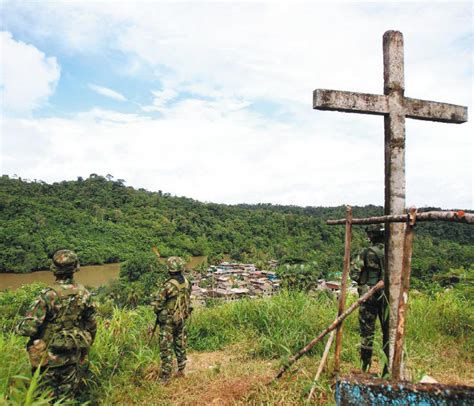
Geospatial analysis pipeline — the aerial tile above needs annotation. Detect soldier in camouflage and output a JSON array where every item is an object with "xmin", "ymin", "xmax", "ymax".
[
  {"xmin": 16, "ymin": 250, "xmax": 96, "ymax": 400},
  {"xmin": 350, "ymin": 225, "xmax": 389, "ymax": 374},
  {"xmin": 153, "ymin": 256, "xmax": 192, "ymax": 383}
]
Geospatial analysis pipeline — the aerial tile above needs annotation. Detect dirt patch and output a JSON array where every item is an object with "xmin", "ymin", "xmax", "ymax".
[
  {"xmin": 167, "ymin": 350, "xmax": 274, "ymax": 406},
  {"xmin": 143, "ymin": 362, "xmax": 161, "ymax": 381},
  {"xmin": 186, "ymin": 350, "xmax": 233, "ymax": 374},
  {"xmin": 193, "ymin": 377, "xmax": 259, "ymax": 405}
]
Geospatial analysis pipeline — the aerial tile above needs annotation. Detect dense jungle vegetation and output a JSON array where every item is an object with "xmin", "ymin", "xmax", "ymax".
[{"xmin": 1, "ymin": 174, "xmax": 473, "ymax": 290}]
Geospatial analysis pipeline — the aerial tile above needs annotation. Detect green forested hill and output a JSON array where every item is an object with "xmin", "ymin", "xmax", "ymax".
[{"xmin": 1, "ymin": 175, "xmax": 473, "ymax": 286}]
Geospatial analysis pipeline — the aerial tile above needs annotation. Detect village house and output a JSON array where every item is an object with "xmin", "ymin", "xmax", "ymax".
[{"xmin": 190, "ymin": 260, "xmax": 350, "ymax": 304}]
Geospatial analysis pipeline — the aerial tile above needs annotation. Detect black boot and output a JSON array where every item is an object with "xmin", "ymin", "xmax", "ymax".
[{"xmin": 361, "ymin": 347, "xmax": 373, "ymax": 372}]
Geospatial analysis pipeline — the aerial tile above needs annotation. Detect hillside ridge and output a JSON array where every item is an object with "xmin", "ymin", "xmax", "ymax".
[{"xmin": 1, "ymin": 175, "xmax": 472, "ymax": 281}]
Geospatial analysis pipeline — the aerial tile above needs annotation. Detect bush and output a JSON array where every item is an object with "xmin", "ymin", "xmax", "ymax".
[
  {"xmin": 95, "ymin": 252, "xmax": 169, "ymax": 308},
  {"xmin": 119, "ymin": 252, "xmax": 164, "ymax": 282},
  {"xmin": 276, "ymin": 262, "xmax": 322, "ymax": 292},
  {"xmin": 0, "ymin": 283, "xmax": 46, "ymax": 333}
]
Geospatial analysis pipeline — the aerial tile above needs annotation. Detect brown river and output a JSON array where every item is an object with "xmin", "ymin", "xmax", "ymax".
[{"xmin": 0, "ymin": 256, "xmax": 209, "ymax": 291}]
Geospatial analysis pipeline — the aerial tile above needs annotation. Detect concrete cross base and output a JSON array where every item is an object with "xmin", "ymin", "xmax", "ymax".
[{"xmin": 335, "ymin": 374, "xmax": 474, "ymax": 406}]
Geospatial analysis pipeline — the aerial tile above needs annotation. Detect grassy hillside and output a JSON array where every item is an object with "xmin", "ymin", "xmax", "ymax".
[{"xmin": 1, "ymin": 285, "xmax": 472, "ymax": 404}]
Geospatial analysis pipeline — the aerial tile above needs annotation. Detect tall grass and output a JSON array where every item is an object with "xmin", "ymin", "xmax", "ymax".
[
  {"xmin": 405, "ymin": 289, "xmax": 474, "ymax": 380},
  {"xmin": 0, "ymin": 287, "xmax": 472, "ymax": 403},
  {"xmin": 188, "ymin": 291, "xmax": 341, "ymax": 359},
  {"xmin": 0, "ymin": 334, "xmax": 57, "ymax": 405}
]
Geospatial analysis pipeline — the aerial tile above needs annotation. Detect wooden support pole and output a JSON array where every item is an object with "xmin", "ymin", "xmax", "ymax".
[
  {"xmin": 308, "ymin": 331, "xmax": 336, "ymax": 402},
  {"xmin": 326, "ymin": 210, "xmax": 473, "ymax": 226},
  {"xmin": 275, "ymin": 280, "xmax": 384, "ymax": 380},
  {"xmin": 392, "ymin": 207, "xmax": 416, "ymax": 380},
  {"xmin": 334, "ymin": 206, "xmax": 352, "ymax": 372}
]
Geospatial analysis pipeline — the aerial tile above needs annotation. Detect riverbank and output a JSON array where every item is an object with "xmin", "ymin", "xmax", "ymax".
[
  {"xmin": 0, "ymin": 256, "xmax": 212, "ymax": 291},
  {"xmin": 0, "ymin": 263, "xmax": 121, "ymax": 291}
]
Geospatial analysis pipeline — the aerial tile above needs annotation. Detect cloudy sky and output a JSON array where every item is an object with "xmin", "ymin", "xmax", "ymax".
[{"xmin": 1, "ymin": 1, "xmax": 472, "ymax": 209}]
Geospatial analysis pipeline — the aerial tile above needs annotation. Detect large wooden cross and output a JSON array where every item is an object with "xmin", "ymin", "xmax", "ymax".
[{"xmin": 313, "ymin": 30, "xmax": 468, "ymax": 366}]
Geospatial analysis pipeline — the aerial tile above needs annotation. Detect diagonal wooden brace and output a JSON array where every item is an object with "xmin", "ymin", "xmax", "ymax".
[{"xmin": 275, "ymin": 280, "xmax": 385, "ymax": 380}]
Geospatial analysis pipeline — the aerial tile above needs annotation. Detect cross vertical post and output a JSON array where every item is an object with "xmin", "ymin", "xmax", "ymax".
[
  {"xmin": 383, "ymin": 31, "xmax": 406, "ymax": 365},
  {"xmin": 392, "ymin": 207, "xmax": 417, "ymax": 380}
]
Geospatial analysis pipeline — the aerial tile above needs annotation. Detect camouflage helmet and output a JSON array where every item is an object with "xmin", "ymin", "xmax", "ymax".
[
  {"xmin": 365, "ymin": 224, "xmax": 384, "ymax": 239},
  {"xmin": 166, "ymin": 256, "xmax": 186, "ymax": 273},
  {"xmin": 50, "ymin": 249, "xmax": 79, "ymax": 275}
]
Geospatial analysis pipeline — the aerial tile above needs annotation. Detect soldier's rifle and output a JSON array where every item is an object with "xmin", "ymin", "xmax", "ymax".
[
  {"xmin": 148, "ymin": 246, "xmax": 161, "ymax": 343},
  {"xmin": 148, "ymin": 314, "xmax": 160, "ymax": 344}
]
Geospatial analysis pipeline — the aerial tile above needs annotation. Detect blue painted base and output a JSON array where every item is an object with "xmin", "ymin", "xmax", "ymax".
[{"xmin": 335, "ymin": 375, "xmax": 474, "ymax": 406}]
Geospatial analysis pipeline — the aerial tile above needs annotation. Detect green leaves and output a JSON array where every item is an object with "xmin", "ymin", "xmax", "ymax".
[
  {"xmin": 277, "ymin": 262, "xmax": 322, "ymax": 292},
  {"xmin": 1, "ymin": 174, "xmax": 472, "ymax": 294}
]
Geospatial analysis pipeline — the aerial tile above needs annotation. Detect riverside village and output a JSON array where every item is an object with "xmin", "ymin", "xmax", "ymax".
[{"xmin": 189, "ymin": 260, "xmax": 348, "ymax": 305}]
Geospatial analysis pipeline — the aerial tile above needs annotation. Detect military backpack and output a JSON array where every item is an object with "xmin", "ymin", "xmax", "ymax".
[
  {"xmin": 359, "ymin": 245, "xmax": 384, "ymax": 286},
  {"xmin": 166, "ymin": 278, "xmax": 191, "ymax": 324},
  {"xmin": 43, "ymin": 284, "xmax": 92, "ymax": 352}
]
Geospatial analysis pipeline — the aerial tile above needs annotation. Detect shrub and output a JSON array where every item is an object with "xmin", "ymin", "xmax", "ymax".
[
  {"xmin": 119, "ymin": 252, "xmax": 165, "ymax": 282},
  {"xmin": 276, "ymin": 262, "xmax": 322, "ymax": 292},
  {"xmin": 0, "ymin": 283, "xmax": 46, "ymax": 333},
  {"xmin": 94, "ymin": 252, "xmax": 169, "ymax": 308}
]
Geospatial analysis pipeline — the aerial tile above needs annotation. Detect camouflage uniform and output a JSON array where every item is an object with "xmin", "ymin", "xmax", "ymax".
[
  {"xmin": 154, "ymin": 257, "xmax": 192, "ymax": 382},
  {"xmin": 350, "ymin": 226, "xmax": 389, "ymax": 373},
  {"xmin": 16, "ymin": 250, "xmax": 96, "ymax": 400}
]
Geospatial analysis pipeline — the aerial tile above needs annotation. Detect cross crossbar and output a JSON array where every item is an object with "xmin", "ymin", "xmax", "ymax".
[
  {"xmin": 313, "ymin": 90, "xmax": 467, "ymax": 123},
  {"xmin": 313, "ymin": 89, "xmax": 388, "ymax": 115},
  {"xmin": 404, "ymin": 98, "xmax": 467, "ymax": 123}
]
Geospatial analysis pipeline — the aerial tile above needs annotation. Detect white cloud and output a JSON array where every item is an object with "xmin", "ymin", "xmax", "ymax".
[
  {"xmin": 0, "ymin": 31, "xmax": 60, "ymax": 112},
  {"xmin": 108, "ymin": 3, "xmax": 472, "ymax": 109},
  {"xmin": 1, "ymin": 3, "xmax": 472, "ymax": 208},
  {"xmin": 75, "ymin": 108, "xmax": 149, "ymax": 124},
  {"xmin": 2, "ymin": 97, "xmax": 471, "ymax": 209},
  {"xmin": 89, "ymin": 84, "xmax": 127, "ymax": 102},
  {"xmin": 141, "ymin": 89, "xmax": 178, "ymax": 112}
]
